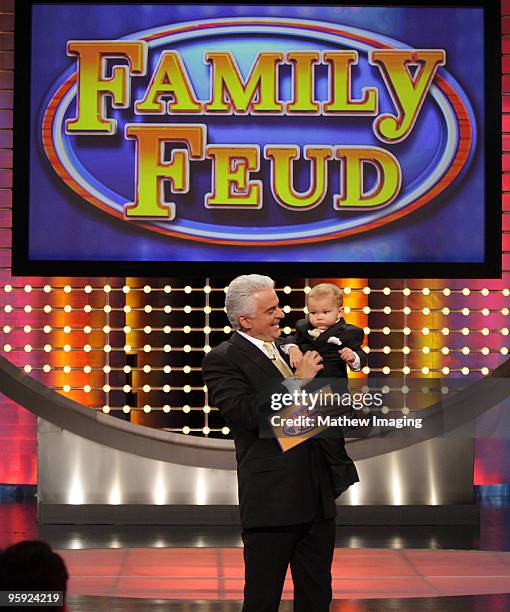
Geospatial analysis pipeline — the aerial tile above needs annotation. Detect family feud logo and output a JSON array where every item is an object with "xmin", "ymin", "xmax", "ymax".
[{"xmin": 41, "ymin": 18, "xmax": 475, "ymax": 246}]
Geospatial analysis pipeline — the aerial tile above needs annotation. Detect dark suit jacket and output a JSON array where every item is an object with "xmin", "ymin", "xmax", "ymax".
[
  {"xmin": 281, "ymin": 318, "xmax": 367, "ymax": 384},
  {"xmin": 202, "ymin": 331, "xmax": 337, "ymax": 529}
]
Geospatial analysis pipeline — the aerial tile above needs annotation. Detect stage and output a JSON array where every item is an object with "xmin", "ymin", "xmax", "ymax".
[
  {"xmin": 59, "ymin": 546, "xmax": 510, "ymax": 601},
  {"xmin": 2, "ymin": 499, "xmax": 510, "ymax": 611}
]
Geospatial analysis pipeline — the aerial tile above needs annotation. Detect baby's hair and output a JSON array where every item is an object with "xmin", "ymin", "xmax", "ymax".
[{"xmin": 307, "ymin": 283, "xmax": 343, "ymax": 307}]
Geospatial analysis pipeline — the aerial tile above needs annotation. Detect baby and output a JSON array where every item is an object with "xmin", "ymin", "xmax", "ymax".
[{"xmin": 280, "ymin": 283, "xmax": 367, "ymax": 497}]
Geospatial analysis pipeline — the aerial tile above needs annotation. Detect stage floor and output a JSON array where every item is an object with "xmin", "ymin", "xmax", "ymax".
[
  {"xmin": 66, "ymin": 594, "xmax": 510, "ymax": 611},
  {"xmin": 2, "ymin": 500, "xmax": 510, "ymax": 611},
  {"xmin": 59, "ymin": 546, "xmax": 510, "ymax": 600}
]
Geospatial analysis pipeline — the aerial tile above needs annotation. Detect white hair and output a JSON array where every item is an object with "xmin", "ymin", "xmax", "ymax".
[{"xmin": 225, "ymin": 275, "xmax": 275, "ymax": 330}]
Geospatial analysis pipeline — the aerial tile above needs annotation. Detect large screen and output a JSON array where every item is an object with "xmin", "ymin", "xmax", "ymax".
[{"xmin": 13, "ymin": 1, "xmax": 501, "ymax": 277}]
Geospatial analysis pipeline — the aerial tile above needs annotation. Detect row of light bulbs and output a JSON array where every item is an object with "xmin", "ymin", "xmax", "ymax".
[
  {"xmin": 5, "ymin": 344, "xmax": 509, "ymax": 354},
  {"xmin": 2, "ymin": 344, "xmax": 209, "ymax": 352},
  {"xmin": 3, "ymin": 326, "xmax": 510, "ymax": 337},
  {"xmin": 3, "ymin": 305, "xmax": 510, "ymax": 320},
  {"xmin": 3, "ymin": 284, "xmax": 510, "ymax": 296},
  {"xmin": 44, "ymin": 366, "xmax": 494, "ymax": 390},
  {"xmin": 17, "ymin": 363, "xmax": 503, "ymax": 378},
  {"xmin": 4, "ymin": 304, "xmax": 510, "ymax": 316}
]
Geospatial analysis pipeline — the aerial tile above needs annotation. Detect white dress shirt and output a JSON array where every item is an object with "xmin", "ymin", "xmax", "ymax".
[{"xmin": 236, "ymin": 330, "xmax": 302, "ymax": 392}]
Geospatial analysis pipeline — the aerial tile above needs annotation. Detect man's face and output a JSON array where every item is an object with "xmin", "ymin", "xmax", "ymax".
[
  {"xmin": 238, "ymin": 288, "xmax": 284, "ymax": 341},
  {"xmin": 307, "ymin": 296, "xmax": 343, "ymax": 330}
]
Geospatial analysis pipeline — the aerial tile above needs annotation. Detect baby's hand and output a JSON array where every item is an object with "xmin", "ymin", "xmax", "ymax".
[
  {"xmin": 287, "ymin": 346, "xmax": 304, "ymax": 369},
  {"xmin": 339, "ymin": 347, "xmax": 356, "ymax": 365}
]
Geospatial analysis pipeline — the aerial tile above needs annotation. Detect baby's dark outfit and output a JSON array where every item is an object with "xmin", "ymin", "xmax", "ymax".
[{"xmin": 281, "ymin": 317, "xmax": 367, "ymax": 497}]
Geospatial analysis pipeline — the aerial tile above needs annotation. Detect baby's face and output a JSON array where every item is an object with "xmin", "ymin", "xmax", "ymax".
[{"xmin": 307, "ymin": 297, "xmax": 342, "ymax": 330}]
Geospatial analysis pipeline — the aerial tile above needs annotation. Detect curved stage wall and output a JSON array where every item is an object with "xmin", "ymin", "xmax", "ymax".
[
  {"xmin": 7, "ymin": 352, "xmax": 510, "ymax": 524},
  {"xmin": 36, "ymin": 419, "xmax": 476, "ymax": 524}
]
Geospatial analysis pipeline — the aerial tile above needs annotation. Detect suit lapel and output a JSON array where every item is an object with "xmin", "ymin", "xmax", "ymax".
[
  {"xmin": 317, "ymin": 319, "xmax": 347, "ymax": 344},
  {"xmin": 299, "ymin": 318, "xmax": 347, "ymax": 347},
  {"xmin": 230, "ymin": 331, "xmax": 287, "ymax": 378},
  {"xmin": 276, "ymin": 344, "xmax": 293, "ymax": 369}
]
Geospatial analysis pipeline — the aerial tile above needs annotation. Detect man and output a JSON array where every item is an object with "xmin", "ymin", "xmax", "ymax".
[{"xmin": 202, "ymin": 274, "xmax": 359, "ymax": 611}]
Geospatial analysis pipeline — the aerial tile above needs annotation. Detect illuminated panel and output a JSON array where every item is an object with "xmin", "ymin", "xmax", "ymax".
[{"xmin": 13, "ymin": 2, "xmax": 499, "ymax": 277}]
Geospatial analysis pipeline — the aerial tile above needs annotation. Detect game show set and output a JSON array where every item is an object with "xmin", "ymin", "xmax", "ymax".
[{"xmin": 0, "ymin": 1, "xmax": 509, "ymax": 610}]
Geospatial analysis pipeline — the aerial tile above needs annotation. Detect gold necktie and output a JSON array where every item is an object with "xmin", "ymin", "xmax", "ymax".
[{"xmin": 263, "ymin": 342, "xmax": 293, "ymax": 378}]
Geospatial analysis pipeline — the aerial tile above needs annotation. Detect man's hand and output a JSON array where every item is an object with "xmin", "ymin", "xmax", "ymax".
[
  {"xmin": 339, "ymin": 347, "xmax": 356, "ymax": 365},
  {"xmin": 287, "ymin": 346, "xmax": 304, "ymax": 369},
  {"xmin": 294, "ymin": 350, "xmax": 324, "ymax": 379}
]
